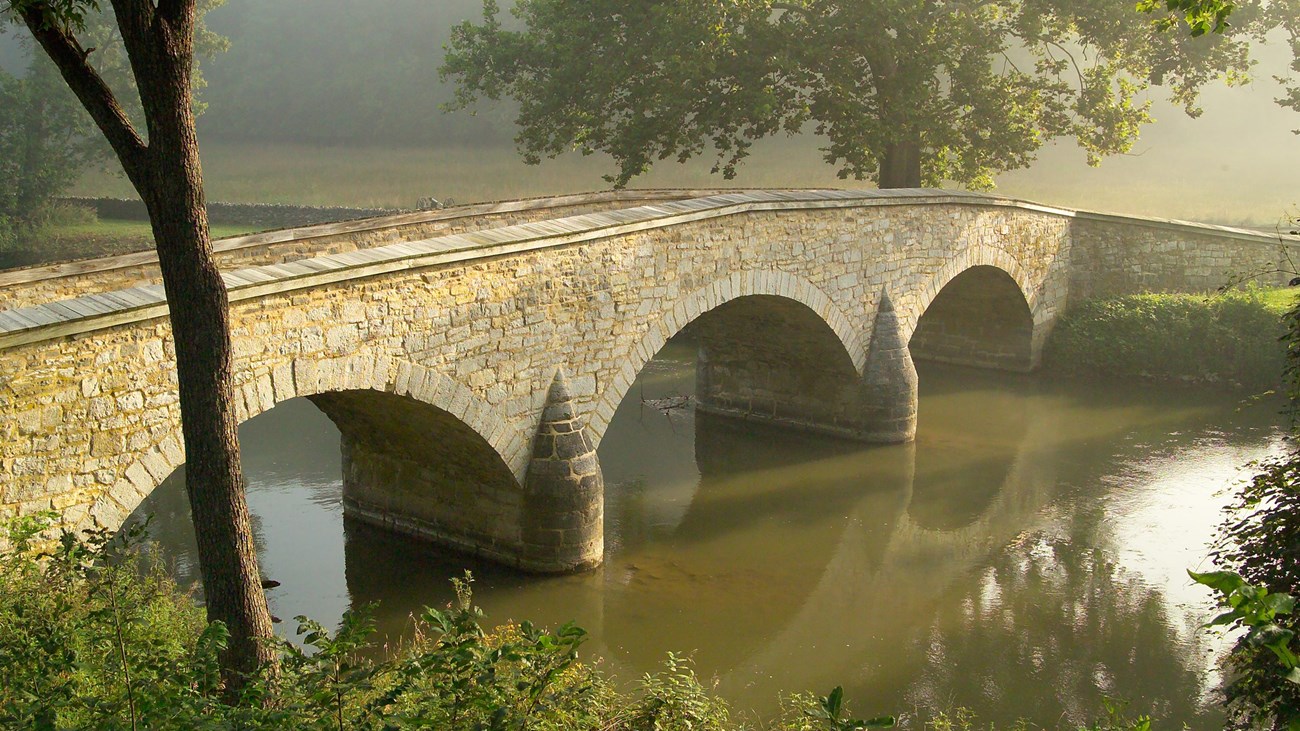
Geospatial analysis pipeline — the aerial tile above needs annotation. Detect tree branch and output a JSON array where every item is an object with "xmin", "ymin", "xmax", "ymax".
[
  {"xmin": 17, "ymin": 4, "xmax": 147, "ymax": 175},
  {"xmin": 155, "ymin": 0, "xmax": 194, "ymax": 26}
]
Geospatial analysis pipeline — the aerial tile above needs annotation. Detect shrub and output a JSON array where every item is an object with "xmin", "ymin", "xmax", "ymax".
[
  {"xmin": 0, "ymin": 515, "xmax": 900, "ymax": 730},
  {"xmin": 0, "ymin": 515, "xmax": 218, "ymax": 730},
  {"xmin": 1043, "ymin": 288, "xmax": 1289, "ymax": 390}
]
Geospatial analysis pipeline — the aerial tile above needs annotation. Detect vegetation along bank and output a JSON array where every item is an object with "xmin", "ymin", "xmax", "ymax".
[{"xmin": 1042, "ymin": 287, "xmax": 1295, "ymax": 390}]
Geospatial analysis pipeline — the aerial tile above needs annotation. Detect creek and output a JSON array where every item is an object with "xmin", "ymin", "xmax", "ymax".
[{"xmin": 131, "ymin": 340, "xmax": 1284, "ymax": 727}]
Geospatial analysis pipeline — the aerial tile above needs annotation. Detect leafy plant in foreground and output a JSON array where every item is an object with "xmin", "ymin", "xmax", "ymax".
[{"xmin": 1191, "ymin": 570, "xmax": 1300, "ymax": 730}]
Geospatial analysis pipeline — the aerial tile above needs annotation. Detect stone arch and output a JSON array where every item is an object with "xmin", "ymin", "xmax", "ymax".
[
  {"xmin": 587, "ymin": 270, "xmax": 864, "ymax": 445},
  {"xmin": 83, "ymin": 351, "xmax": 512, "ymax": 536},
  {"xmin": 908, "ymin": 253, "xmax": 1039, "ymax": 372},
  {"xmin": 906, "ymin": 246, "xmax": 1040, "ymax": 340}
]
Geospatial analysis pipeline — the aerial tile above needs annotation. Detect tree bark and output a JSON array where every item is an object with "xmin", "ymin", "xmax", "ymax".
[
  {"xmin": 18, "ymin": 0, "xmax": 275, "ymax": 689},
  {"xmin": 878, "ymin": 138, "xmax": 922, "ymax": 188},
  {"xmin": 143, "ymin": 128, "xmax": 277, "ymax": 688}
]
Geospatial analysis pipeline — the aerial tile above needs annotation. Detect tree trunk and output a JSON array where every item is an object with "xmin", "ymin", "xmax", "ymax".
[
  {"xmin": 878, "ymin": 138, "xmax": 922, "ymax": 188},
  {"xmin": 135, "ymin": 19, "xmax": 277, "ymax": 689},
  {"xmin": 19, "ymin": 0, "xmax": 276, "ymax": 691},
  {"xmin": 144, "ymin": 161, "xmax": 277, "ymax": 687}
]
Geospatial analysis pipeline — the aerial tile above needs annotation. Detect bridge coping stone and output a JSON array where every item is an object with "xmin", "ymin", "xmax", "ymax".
[{"xmin": 0, "ymin": 189, "xmax": 742, "ymax": 288}]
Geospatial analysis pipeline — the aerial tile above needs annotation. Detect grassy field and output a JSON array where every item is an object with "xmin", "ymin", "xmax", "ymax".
[
  {"xmin": 0, "ymin": 220, "xmax": 256, "ymax": 271},
  {"xmin": 70, "ymin": 136, "xmax": 1300, "ymax": 228}
]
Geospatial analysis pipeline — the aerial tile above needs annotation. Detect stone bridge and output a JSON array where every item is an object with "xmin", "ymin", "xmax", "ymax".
[{"xmin": 1, "ymin": 188, "xmax": 1295, "ymax": 571}]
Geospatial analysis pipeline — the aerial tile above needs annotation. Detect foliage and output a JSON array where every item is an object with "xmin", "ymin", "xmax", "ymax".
[
  {"xmin": 1191, "ymin": 568, "xmax": 1300, "ymax": 730},
  {"xmin": 0, "ymin": 0, "xmax": 227, "ymax": 225},
  {"xmin": 1138, "ymin": 0, "xmax": 1235, "ymax": 36},
  {"xmin": 915, "ymin": 704, "xmax": 1152, "ymax": 731},
  {"xmin": 0, "ymin": 54, "xmax": 102, "ymax": 226},
  {"xmin": 441, "ymin": 0, "xmax": 1268, "ymax": 189},
  {"xmin": 1191, "ymin": 570, "xmax": 1300, "ymax": 678},
  {"xmin": 1209, "ymin": 429, "xmax": 1300, "ymax": 728},
  {"xmin": 1042, "ymin": 287, "xmax": 1289, "ymax": 389},
  {"xmin": 0, "ymin": 514, "xmax": 221, "ymax": 730},
  {"xmin": 0, "ymin": 517, "xmax": 911, "ymax": 730}
]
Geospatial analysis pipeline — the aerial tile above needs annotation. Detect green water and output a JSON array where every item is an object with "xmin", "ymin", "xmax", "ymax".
[{"xmin": 133, "ymin": 342, "xmax": 1285, "ymax": 727}]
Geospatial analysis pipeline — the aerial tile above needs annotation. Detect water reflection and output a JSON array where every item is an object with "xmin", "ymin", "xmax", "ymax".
[{"xmin": 128, "ymin": 340, "xmax": 1284, "ymax": 727}]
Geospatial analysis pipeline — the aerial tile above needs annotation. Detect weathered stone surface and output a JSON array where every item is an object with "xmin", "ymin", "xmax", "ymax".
[
  {"xmin": 2, "ymin": 188, "xmax": 1293, "ymax": 563},
  {"xmin": 857, "ymin": 291, "xmax": 918, "ymax": 443},
  {"xmin": 521, "ymin": 370, "xmax": 604, "ymax": 572}
]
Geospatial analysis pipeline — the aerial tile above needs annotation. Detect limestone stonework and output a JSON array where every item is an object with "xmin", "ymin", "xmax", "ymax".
[
  {"xmin": 0, "ymin": 190, "xmax": 722, "ymax": 311},
  {"xmin": 1, "ymin": 188, "xmax": 1295, "ymax": 568}
]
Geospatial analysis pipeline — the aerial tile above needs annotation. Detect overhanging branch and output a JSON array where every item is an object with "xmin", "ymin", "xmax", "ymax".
[{"xmin": 17, "ymin": 3, "xmax": 147, "ymax": 175}]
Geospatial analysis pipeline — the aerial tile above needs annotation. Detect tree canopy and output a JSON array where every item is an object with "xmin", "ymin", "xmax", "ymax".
[{"xmin": 442, "ymin": 0, "xmax": 1293, "ymax": 189}]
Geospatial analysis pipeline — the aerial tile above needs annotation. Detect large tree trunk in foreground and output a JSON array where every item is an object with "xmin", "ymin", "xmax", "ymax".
[
  {"xmin": 19, "ymin": 0, "xmax": 275, "ymax": 688},
  {"xmin": 878, "ymin": 139, "xmax": 922, "ymax": 188},
  {"xmin": 145, "ymin": 139, "xmax": 277, "ymax": 686}
]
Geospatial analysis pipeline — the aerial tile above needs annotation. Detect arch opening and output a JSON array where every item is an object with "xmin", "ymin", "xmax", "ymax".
[
  {"xmin": 681, "ymin": 294, "xmax": 865, "ymax": 438},
  {"xmin": 122, "ymin": 389, "xmax": 522, "ymax": 573},
  {"xmin": 308, "ymin": 390, "xmax": 523, "ymax": 559},
  {"xmin": 909, "ymin": 265, "xmax": 1034, "ymax": 372}
]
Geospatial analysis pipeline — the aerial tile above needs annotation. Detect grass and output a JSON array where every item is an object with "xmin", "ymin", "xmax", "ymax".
[
  {"xmin": 1258, "ymin": 286, "xmax": 1300, "ymax": 313},
  {"xmin": 0, "ymin": 219, "xmax": 256, "ymax": 271}
]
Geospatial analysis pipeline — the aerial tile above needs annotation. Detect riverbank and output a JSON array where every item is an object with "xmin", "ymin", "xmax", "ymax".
[
  {"xmin": 1042, "ymin": 288, "xmax": 1296, "ymax": 390},
  {"xmin": 0, "ymin": 510, "xmax": 1187, "ymax": 731}
]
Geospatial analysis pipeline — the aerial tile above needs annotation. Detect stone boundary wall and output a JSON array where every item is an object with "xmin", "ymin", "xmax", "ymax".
[
  {"xmin": 57, "ymin": 196, "xmax": 401, "ymax": 229},
  {"xmin": 0, "ymin": 190, "xmax": 736, "ymax": 311},
  {"xmin": 1068, "ymin": 212, "xmax": 1300, "ymax": 298}
]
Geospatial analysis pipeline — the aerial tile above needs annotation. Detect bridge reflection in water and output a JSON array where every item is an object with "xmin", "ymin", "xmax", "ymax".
[{"xmin": 128, "ymin": 339, "xmax": 1282, "ymax": 729}]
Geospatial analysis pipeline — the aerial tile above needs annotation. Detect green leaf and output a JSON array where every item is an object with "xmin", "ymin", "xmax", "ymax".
[
  {"xmin": 1189, "ymin": 569, "xmax": 1247, "ymax": 595},
  {"xmin": 825, "ymin": 685, "xmax": 844, "ymax": 718},
  {"xmin": 1264, "ymin": 592, "xmax": 1298, "ymax": 616}
]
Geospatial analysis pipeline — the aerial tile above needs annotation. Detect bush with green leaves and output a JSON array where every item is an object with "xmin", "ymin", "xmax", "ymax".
[
  {"xmin": 1043, "ymin": 288, "xmax": 1290, "ymax": 389},
  {"xmin": 0, "ymin": 514, "xmax": 904, "ymax": 730},
  {"xmin": 0, "ymin": 514, "xmax": 220, "ymax": 730},
  {"xmin": 1206, "ymin": 435, "xmax": 1300, "ymax": 729}
]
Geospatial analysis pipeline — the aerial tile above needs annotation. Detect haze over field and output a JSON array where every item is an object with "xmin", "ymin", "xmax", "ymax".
[{"xmin": 2, "ymin": 0, "xmax": 1296, "ymax": 224}]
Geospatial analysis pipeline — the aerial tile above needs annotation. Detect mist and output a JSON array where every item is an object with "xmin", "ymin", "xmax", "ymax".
[{"xmin": 2, "ymin": 0, "xmax": 1296, "ymax": 224}]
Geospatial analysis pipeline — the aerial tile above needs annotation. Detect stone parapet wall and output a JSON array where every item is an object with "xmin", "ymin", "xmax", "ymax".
[
  {"xmin": 0, "ymin": 189, "xmax": 1073, "ymax": 567},
  {"xmin": 57, "ymin": 196, "xmax": 401, "ymax": 229},
  {"xmin": 1068, "ymin": 212, "xmax": 1300, "ymax": 298},
  {"xmin": 0, "ymin": 190, "xmax": 733, "ymax": 311}
]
